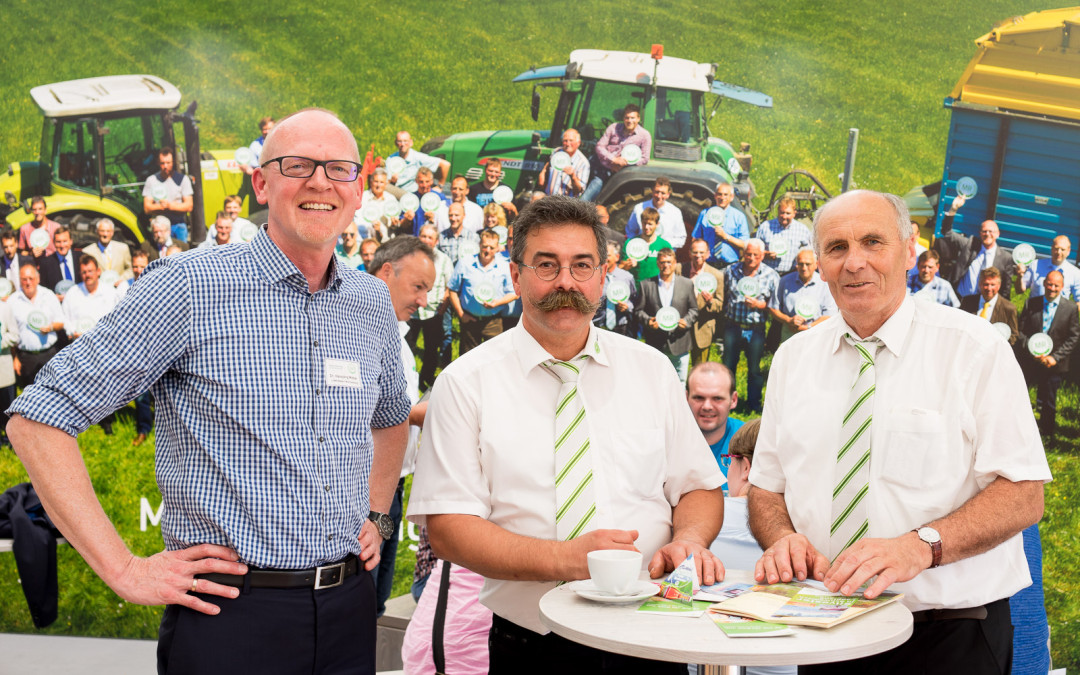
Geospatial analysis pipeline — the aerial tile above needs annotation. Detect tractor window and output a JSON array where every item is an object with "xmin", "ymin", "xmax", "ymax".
[
  {"xmin": 574, "ymin": 80, "xmax": 648, "ymax": 145},
  {"xmin": 655, "ymin": 88, "xmax": 700, "ymax": 143},
  {"xmin": 100, "ymin": 115, "xmax": 160, "ymax": 206},
  {"xmin": 53, "ymin": 118, "xmax": 98, "ymax": 190}
]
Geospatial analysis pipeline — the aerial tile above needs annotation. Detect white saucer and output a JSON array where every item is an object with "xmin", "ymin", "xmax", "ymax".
[{"xmin": 568, "ymin": 579, "xmax": 659, "ymax": 604}]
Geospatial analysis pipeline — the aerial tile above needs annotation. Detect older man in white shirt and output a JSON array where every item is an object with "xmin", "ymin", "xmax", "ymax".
[
  {"xmin": 434, "ymin": 176, "xmax": 484, "ymax": 233},
  {"xmin": 9, "ymin": 264, "xmax": 64, "ymax": 389},
  {"xmin": 61, "ymin": 256, "xmax": 118, "ymax": 340},
  {"xmin": 749, "ymin": 190, "xmax": 1051, "ymax": 675}
]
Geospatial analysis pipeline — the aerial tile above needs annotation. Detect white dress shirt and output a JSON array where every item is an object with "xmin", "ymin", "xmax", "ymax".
[
  {"xmin": 750, "ymin": 297, "xmax": 1051, "ymax": 612},
  {"xmin": 625, "ymin": 200, "xmax": 686, "ymax": 248},
  {"xmin": 62, "ymin": 282, "xmax": 119, "ymax": 336},
  {"xmin": 399, "ymin": 321, "xmax": 421, "ymax": 478},
  {"xmin": 8, "ymin": 287, "xmax": 63, "ymax": 351},
  {"xmin": 408, "ymin": 324, "xmax": 723, "ymax": 633}
]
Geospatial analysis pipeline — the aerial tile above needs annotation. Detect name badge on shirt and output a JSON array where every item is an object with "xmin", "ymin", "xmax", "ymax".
[{"xmin": 325, "ymin": 358, "xmax": 362, "ymax": 388}]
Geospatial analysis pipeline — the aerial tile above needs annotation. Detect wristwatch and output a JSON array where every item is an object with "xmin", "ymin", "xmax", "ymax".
[
  {"xmin": 368, "ymin": 511, "xmax": 395, "ymax": 540},
  {"xmin": 913, "ymin": 526, "xmax": 942, "ymax": 568}
]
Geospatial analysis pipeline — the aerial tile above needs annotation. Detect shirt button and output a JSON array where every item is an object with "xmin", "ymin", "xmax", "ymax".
[
  {"xmin": 319, "ymin": 436, "xmax": 325, "ymax": 443},
  {"xmin": 313, "ymin": 340, "xmax": 319, "ymax": 347},
  {"xmin": 327, "ymin": 534, "xmax": 333, "ymax": 541},
  {"xmin": 316, "ymin": 389, "xmax": 321, "ymax": 396}
]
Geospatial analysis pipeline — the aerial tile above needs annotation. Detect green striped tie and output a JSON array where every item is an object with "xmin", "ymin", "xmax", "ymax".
[
  {"xmin": 831, "ymin": 334, "xmax": 882, "ymax": 560},
  {"xmin": 543, "ymin": 355, "xmax": 596, "ymax": 542}
]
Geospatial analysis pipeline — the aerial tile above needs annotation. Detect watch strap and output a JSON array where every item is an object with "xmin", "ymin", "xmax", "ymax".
[{"xmin": 912, "ymin": 528, "xmax": 943, "ymax": 568}]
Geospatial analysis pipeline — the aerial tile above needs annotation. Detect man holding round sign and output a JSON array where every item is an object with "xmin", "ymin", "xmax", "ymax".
[
  {"xmin": 35, "ymin": 227, "xmax": 82, "ymax": 298},
  {"xmin": 7, "ymin": 264, "xmax": 64, "ymax": 389},
  {"xmin": 142, "ymin": 147, "xmax": 194, "ymax": 244},
  {"xmin": 60, "ymin": 255, "xmax": 118, "ymax": 341},
  {"xmin": 684, "ymin": 238, "xmax": 725, "ymax": 365},
  {"xmin": 721, "ymin": 239, "xmax": 780, "ymax": 413},
  {"xmin": 448, "ymin": 229, "xmax": 517, "ymax": 354},
  {"xmin": 593, "ymin": 241, "xmax": 636, "ymax": 336},
  {"xmin": 624, "ymin": 177, "xmax": 687, "ymax": 250},
  {"xmin": 757, "ymin": 197, "xmax": 811, "ymax": 276},
  {"xmin": 538, "ymin": 128, "xmax": 590, "ymax": 198},
  {"xmin": 1016, "ymin": 235, "xmax": 1080, "ymax": 302},
  {"xmin": 933, "ymin": 194, "xmax": 1016, "ymax": 299},
  {"xmin": 434, "ymin": 175, "xmax": 484, "ymax": 233},
  {"xmin": 401, "ymin": 167, "xmax": 451, "ymax": 236},
  {"xmin": 388, "ymin": 130, "xmax": 450, "ymax": 192},
  {"xmin": 1018, "ymin": 269, "xmax": 1080, "ymax": 437},
  {"xmin": 468, "ymin": 160, "xmax": 518, "ymax": 217},
  {"xmin": 622, "ymin": 207, "xmax": 670, "ymax": 283},
  {"xmin": 18, "ymin": 197, "xmax": 61, "ymax": 257},
  {"xmin": 749, "ymin": 190, "xmax": 1051, "ymax": 674},
  {"xmin": 637, "ymin": 248, "xmax": 698, "ymax": 381},
  {"xmin": 960, "ymin": 267, "xmax": 1018, "ymax": 345},
  {"xmin": 770, "ymin": 248, "xmax": 836, "ymax": 343},
  {"xmin": 690, "ymin": 182, "xmax": 750, "ymax": 268},
  {"xmin": 581, "ymin": 104, "xmax": 652, "ymax": 202}
]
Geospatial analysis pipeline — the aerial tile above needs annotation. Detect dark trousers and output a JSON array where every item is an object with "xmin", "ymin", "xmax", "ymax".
[
  {"xmin": 489, "ymin": 615, "xmax": 684, "ymax": 675},
  {"xmin": 15, "ymin": 345, "xmax": 59, "ymax": 389},
  {"xmin": 722, "ymin": 324, "xmax": 766, "ymax": 411},
  {"xmin": 407, "ymin": 314, "xmax": 444, "ymax": 392},
  {"xmin": 0, "ymin": 383, "xmax": 15, "ymax": 440},
  {"xmin": 440, "ymin": 310, "xmax": 454, "ymax": 367},
  {"xmin": 799, "ymin": 598, "xmax": 1012, "ymax": 675},
  {"xmin": 135, "ymin": 392, "xmax": 154, "ymax": 435},
  {"xmin": 370, "ymin": 478, "xmax": 404, "ymax": 617},
  {"xmin": 459, "ymin": 313, "xmax": 503, "ymax": 355},
  {"xmin": 158, "ymin": 564, "xmax": 376, "ymax": 674},
  {"xmin": 1035, "ymin": 373, "xmax": 1063, "ymax": 435}
]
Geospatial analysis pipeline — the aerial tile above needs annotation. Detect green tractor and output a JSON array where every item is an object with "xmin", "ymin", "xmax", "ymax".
[
  {"xmin": 0, "ymin": 75, "xmax": 256, "ymax": 246},
  {"xmin": 421, "ymin": 47, "xmax": 773, "ymax": 245}
]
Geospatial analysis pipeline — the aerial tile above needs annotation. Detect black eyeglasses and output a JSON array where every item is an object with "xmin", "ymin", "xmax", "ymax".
[
  {"xmin": 519, "ymin": 261, "xmax": 602, "ymax": 282},
  {"xmin": 260, "ymin": 156, "xmax": 361, "ymax": 182}
]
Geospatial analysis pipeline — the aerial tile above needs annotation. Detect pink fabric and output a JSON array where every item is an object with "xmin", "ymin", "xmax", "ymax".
[{"xmin": 402, "ymin": 561, "xmax": 493, "ymax": 675}]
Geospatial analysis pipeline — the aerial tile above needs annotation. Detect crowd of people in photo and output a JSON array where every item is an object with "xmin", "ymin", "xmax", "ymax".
[{"xmin": 1, "ymin": 107, "xmax": 1066, "ymax": 675}]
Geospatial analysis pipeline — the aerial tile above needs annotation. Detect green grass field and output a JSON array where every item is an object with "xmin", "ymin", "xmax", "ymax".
[{"xmin": 1, "ymin": 0, "xmax": 1077, "ymax": 669}]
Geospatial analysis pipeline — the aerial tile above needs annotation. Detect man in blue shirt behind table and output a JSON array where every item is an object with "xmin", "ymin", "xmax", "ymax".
[
  {"xmin": 8, "ymin": 109, "xmax": 411, "ymax": 675},
  {"xmin": 449, "ymin": 228, "xmax": 517, "ymax": 355}
]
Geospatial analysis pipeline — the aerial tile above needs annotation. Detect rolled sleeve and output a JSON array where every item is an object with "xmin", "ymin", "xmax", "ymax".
[
  {"xmin": 372, "ymin": 299, "xmax": 411, "ymax": 429},
  {"xmin": 662, "ymin": 368, "xmax": 725, "ymax": 505}
]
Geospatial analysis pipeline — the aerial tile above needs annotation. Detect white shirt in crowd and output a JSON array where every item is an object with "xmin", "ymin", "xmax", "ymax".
[
  {"xmin": 62, "ymin": 282, "xmax": 119, "ymax": 336},
  {"xmin": 8, "ymin": 287, "xmax": 63, "ymax": 351},
  {"xmin": 625, "ymin": 200, "xmax": 687, "ymax": 248},
  {"xmin": 750, "ymin": 297, "xmax": 1052, "ymax": 612},
  {"xmin": 408, "ymin": 324, "xmax": 723, "ymax": 633}
]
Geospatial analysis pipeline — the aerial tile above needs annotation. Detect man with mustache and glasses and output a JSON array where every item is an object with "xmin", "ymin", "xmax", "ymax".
[{"xmin": 409, "ymin": 196, "xmax": 725, "ymax": 675}]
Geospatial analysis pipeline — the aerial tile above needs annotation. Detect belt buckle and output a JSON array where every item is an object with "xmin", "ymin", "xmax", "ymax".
[{"xmin": 314, "ymin": 562, "xmax": 346, "ymax": 590}]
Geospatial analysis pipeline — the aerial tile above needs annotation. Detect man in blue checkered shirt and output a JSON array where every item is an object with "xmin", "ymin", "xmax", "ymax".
[
  {"xmin": 8, "ymin": 109, "xmax": 411, "ymax": 673},
  {"xmin": 722, "ymin": 239, "xmax": 780, "ymax": 413},
  {"xmin": 908, "ymin": 250, "xmax": 960, "ymax": 308}
]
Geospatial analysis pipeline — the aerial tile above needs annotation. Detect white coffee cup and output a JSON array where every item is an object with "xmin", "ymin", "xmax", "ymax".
[{"xmin": 587, "ymin": 550, "xmax": 642, "ymax": 595}]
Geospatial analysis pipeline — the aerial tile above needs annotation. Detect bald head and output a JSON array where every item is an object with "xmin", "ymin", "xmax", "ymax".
[{"xmin": 261, "ymin": 108, "xmax": 359, "ymax": 166}]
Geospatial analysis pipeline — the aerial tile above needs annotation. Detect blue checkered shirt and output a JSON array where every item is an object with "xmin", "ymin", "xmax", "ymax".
[
  {"xmin": 437, "ymin": 227, "xmax": 481, "ymax": 268},
  {"xmin": 757, "ymin": 219, "xmax": 812, "ymax": 275},
  {"xmin": 723, "ymin": 264, "xmax": 780, "ymax": 325},
  {"xmin": 908, "ymin": 275, "xmax": 960, "ymax": 308},
  {"xmin": 9, "ymin": 228, "xmax": 411, "ymax": 569}
]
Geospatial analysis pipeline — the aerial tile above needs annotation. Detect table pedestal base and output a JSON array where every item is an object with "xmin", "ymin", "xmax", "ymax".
[{"xmin": 700, "ymin": 666, "xmax": 743, "ymax": 675}]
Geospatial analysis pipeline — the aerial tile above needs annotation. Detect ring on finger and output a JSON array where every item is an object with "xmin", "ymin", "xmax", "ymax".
[{"xmin": 191, "ymin": 578, "xmax": 198, "ymax": 593}]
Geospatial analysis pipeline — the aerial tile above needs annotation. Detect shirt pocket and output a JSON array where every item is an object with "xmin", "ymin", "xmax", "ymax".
[
  {"xmin": 607, "ymin": 428, "xmax": 666, "ymax": 499},
  {"xmin": 878, "ymin": 409, "xmax": 949, "ymax": 490}
]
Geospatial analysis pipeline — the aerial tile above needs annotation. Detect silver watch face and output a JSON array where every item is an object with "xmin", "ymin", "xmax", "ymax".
[{"xmin": 917, "ymin": 526, "xmax": 941, "ymax": 544}]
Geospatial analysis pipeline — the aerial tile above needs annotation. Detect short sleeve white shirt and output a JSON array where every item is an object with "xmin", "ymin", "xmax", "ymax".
[
  {"xmin": 62, "ymin": 282, "xmax": 119, "ymax": 335},
  {"xmin": 9, "ymin": 287, "xmax": 63, "ymax": 350},
  {"xmin": 749, "ymin": 297, "xmax": 1052, "ymax": 612},
  {"xmin": 433, "ymin": 199, "xmax": 484, "ymax": 233},
  {"xmin": 408, "ymin": 324, "xmax": 724, "ymax": 633}
]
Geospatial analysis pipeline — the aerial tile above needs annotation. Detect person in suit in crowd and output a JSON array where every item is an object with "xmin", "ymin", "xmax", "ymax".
[
  {"xmin": 960, "ymin": 267, "xmax": 1019, "ymax": 345},
  {"xmin": 637, "ymin": 248, "xmax": 698, "ymax": 381},
  {"xmin": 1018, "ymin": 269, "xmax": 1080, "ymax": 436}
]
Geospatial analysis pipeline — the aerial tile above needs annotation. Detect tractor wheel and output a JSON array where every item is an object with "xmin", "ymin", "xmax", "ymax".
[
  {"xmin": 765, "ymin": 170, "xmax": 832, "ymax": 222},
  {"xmin": 603, "ymin": 185, "xmax": 714, "ymax": 260}
]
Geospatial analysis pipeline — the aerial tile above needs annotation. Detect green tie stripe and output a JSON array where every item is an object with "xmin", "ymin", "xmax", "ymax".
[
  {"xmin": 830, "ymin": 483, "xmax": 869, "ymax": 535},
  {"xmin": 837, "ymin": 416, "xmax": 872, "ymax": 462},
  {"xmin": 556, "ymin": 471, "xmax": 593, "ymax": 522},
  {"xmin": 842, "ymin": 521, "xmax": 870, "ymax": 553},
  {"xmin": 556, "ymin": 387, "xmax": 578, "ymax": 418},
  {"xmin": 842, "ymin": 386, "xmax": 875, "ymax": 425},
  {"xmin": 554, "ymin": 408, "xmax": 586, "ymax": 450},
  {"xmin": 566, "ymin": 504, "xmax": 597, "ymax": 540},
  {"xmin": 556, "ymin": 439, "xmax": 590, "ymax": 486},
  {"xmin": 833, "ymin": 450, "xmax": 871, "ymax": 499}
]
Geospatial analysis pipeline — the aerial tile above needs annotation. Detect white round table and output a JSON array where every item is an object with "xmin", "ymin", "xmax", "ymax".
[{"xmin": 539, "ymin": 570, "xmax": 913, "ymax": 674}]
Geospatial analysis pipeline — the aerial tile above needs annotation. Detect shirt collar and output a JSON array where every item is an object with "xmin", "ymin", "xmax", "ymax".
[
  {"xmin": 829, "ymin": 295, "xmax": 914, "ymax": 358},
  {"xmin": 511, "ymin": 322, "xmax": 610, "ymax": 377},
  {"xmin": 249, "ymin": 224, "xmax": 344, "ymax": 291}
]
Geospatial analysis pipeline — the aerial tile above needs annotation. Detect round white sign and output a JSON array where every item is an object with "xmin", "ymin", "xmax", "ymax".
[
  {"xmin": 493, "ymin": 225, "xmax": 508, "ymax": 246},
  {"xmin": 992, "ymin": 322, "xmax": 1012, "ymax": 341},
  {"xmin": 1028, "ymin": 332, "xmax": 1054, "ymax": 357},
  {"xmin": 382, "ymin": 197, "xmax": 402, "ymax": 218},
  {"xmin": 727, "ymin": 157, "xmax": 742, "ymax": 176},
  {"xmin": 706, "ymin": 206, "xmax": 724, "ymax": 226},
  {"xmin": 54, "ymin": 279, "xmax": 75, "ymax": 296},
  {"xmin": 29, "ymin": 228, "xmax": 50, "ymax": 250},
  {"xmin": 360, "ymin": 202, "xmax": 383, "ymax": 223},
  {"xmin": 625, "ymin": 238, "xmax": 649, "ymax": 262},
  {"xmin": 770, "ymin": 238, "xmax": 789, "ymax": 258},
  {"xmin": 474, "ymin": 281, "xmax": 496, "ymax": 303},
  {"xmin": 100, "ymin": 270, "xmax": 120, "ymax": 287},
  {"xmin": 551, "ymin": 151, "xmax": 572, "ymax": 171},
  {"xmin": 1012, "ymin": 243, "xmax": 1036, "ymax": 266},
  {"xmin": 385, "ymin": 156, "xmax": 407, "ymax": 176},
  {"xmin": 234, "ymin": 147, "xmax": 254, "ymax": 166},
  {"xmin": 240, "ymin": 222, "xmax": 259, "ymax": 243},
  {"xmin": 693, "ymin": 274, "xmax": 718, "ymax": 295},
  {"xmin": 606, "ymin": 279, "xmax": 631, "ymax": 304},
  {"xmin": 0, "ymin": 278, "xmax": 14, "ymax": 298},
  {"xmin": 492, "ymin": 185, "xmax": 514, "ymax": 205},
  {"xmin": 399, "ymin": 193, "xmax": 421, "ymax": 213},
  {"xmin": 151, "ymin": 183, "xmax": 168, "ymax": 202},
  {"xmin": 420, "ymin": 192, "xmax": 443, "ymax": 213},
  {"xmin": 956, "ymin": 176, "xmax": 978, "ymax": 199},
  {"xmin": 76, "ymin": 316, "xmax": 96, "ymax": 335},
  {"xmin": 621, "ymin": 144, "xmax": 642, "ymax": 165},
  {"xmin": 737, "ymin": 276, "xmax": 760, "ymax": 298},
  {"xmin": 795, "ymin": 296, "xmax": 818, "ymax": 319},
  {"xmin": 27, "ymin": 310, "xmax": 49, "ymax": 332},
  {"xmin": 605, "ymin": 307, "xmax": 617, "ymax": 329},
  {"xmin": 656, "ymin": 306, "xmax": 680, "ymax": 331},
  {"xmin": 459, "ymin": 241, "xmax": 481, "ymax": 258}
]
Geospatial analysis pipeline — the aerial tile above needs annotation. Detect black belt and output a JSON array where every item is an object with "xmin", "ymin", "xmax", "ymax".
[
  {"xmin": 911, "ymin": 600, "xmax": 996, "ymax": 623},
  {"xmin": 197, "ymin": 554, "xmax": 358, "ymax": 590}
]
